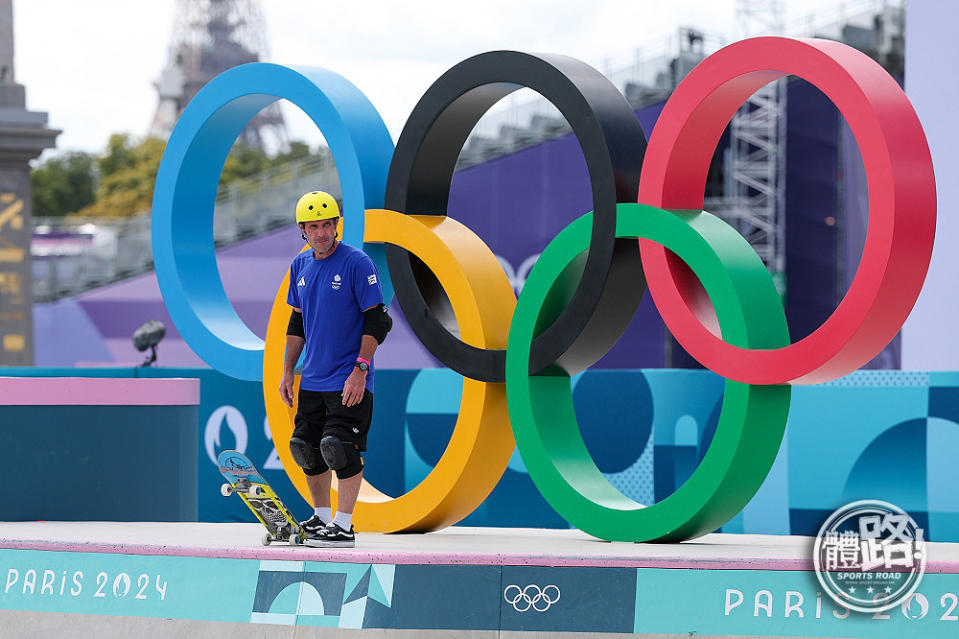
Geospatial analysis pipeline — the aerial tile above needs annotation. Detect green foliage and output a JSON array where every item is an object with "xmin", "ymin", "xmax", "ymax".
[
  {"xmin": 78, "ymin": 134, "xmax": 167, "ymax": 218},
  {"xmin": 220, "ymin": 140, "xmax": 323, "ymax": 185},
  {"xmin": 274, "ymin": 140, "xmax": 313, "ymax": 165},
  {"xmin": 30, "ymin": 152, "xmax": 96, "ymax": 217},
  {"xmin": 220, "ymin": 143, "xmax": 269, "ymax": 185},
  {"xmin": 98, "ymin": 133, "xmax": 138, "ymax": 177},
  {"xmin": 31, "ymin": 133, "xmax": 329, "ymax": 219}
]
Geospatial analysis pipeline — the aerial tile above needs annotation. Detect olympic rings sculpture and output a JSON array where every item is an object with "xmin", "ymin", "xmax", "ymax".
[{"xmin": 153, "ymin": 37, "xmax": 936, "ymax": 542}]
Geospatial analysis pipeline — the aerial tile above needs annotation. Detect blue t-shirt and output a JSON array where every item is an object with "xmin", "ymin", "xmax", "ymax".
[{"xmin": 287, "ymin": 242, "xmax": 384, "ymax": 392}]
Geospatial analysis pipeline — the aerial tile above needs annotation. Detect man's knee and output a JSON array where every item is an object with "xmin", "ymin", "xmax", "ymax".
[
  {"xmin": 320, "ymin": 434, "xmax": 364, "ymax": 479},
  {"xmin": 289, "ymin": 436, "xmax": 329, "ymax": 476}
]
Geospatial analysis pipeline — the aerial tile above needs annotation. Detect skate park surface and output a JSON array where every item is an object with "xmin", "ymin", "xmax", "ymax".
[{"xmin": 2, "ymin": 521, "xmax": 958, "ymax": 638}]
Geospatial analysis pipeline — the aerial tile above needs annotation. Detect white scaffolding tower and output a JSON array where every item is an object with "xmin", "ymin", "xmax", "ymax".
[{"xmin": 710, "ymin": 0, "xmax": 788, "ymax": 285}]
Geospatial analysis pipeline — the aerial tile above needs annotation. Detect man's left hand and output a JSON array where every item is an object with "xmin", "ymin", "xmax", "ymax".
[{"xmin": 342, "ymin": 368, "xmax": 366, "ymax": 406}]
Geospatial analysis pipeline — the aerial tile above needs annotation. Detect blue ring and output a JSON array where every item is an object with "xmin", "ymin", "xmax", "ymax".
[{"xmin": 152, "ymin": 63, "xmax": 395, "ymax": 381}]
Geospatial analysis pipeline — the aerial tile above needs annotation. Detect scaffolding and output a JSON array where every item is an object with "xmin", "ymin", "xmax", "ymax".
[
  {"xmin": 707, "ymin": 0, "xmax": 788, "ymax": 284},
  {"xmin": 149, "ymin": 0, "xmax": 288, "ymax": 153}
]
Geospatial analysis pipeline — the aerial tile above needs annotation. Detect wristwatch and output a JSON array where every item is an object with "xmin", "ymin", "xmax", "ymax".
[{"xmin": 354, "ymin": 360, "xmax": 369, "ymax": 372}]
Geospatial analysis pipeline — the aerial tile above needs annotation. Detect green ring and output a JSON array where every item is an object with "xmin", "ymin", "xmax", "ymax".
[{"xmin": 505, "ymin": 203, "xmax": 791, "ymax": 541}]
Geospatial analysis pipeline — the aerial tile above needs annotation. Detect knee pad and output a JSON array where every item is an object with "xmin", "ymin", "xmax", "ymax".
[
  {"xmin": 290, "ymin": 436, "xmax": 327, "ymax": 475},
  {"xmin": 320, "ymin": 435, "xmax": 364, "ymax": 479}
]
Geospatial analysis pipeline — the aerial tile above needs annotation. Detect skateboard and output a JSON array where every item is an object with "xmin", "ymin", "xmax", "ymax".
[{"xmin": 217, "ymin": 449, "xmax": 304, "ymax": 546}]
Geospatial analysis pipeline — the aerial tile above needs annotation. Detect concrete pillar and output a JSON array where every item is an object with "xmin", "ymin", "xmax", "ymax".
[{"xmin": 0, "ymin": 0, "xmax": 58, "ymax": 365}]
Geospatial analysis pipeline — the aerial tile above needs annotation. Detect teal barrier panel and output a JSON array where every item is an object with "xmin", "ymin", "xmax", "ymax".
[
  {"xmin": 0, "ymin": 548, "xmax": 955, "ymax": 636},
  {"xmin": 137, "ymin": 367, "xmax": 310, "ymax": 522},
  {"xmin": 4, "ymin": 368, "xmax": 959, "ymax": 539},
  {"xmin": 0, "ymin": 376, "xmax": 199, "ymax": 521},
  {"xmin": 0, "ymin": 550, "xmax": 257, "ymax": 622}
]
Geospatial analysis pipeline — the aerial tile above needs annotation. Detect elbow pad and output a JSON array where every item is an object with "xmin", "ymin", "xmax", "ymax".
[
  {"xmin": 363, "ymin": 304, "xmax": 392, "ymax": 344},
  {"xmin": 287, "ymin": 310, "xmax": 304, "ymax": 338}
]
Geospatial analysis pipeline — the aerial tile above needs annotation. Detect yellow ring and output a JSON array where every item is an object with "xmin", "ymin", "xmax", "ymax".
[{"xmin": 263, "ymin": 208, "xmax": 517, "ymax": 531}]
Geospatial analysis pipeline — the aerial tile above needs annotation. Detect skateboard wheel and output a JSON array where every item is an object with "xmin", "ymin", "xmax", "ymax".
[
  {"xmin": 249, "ymin": 485, "xmax": 264, "ymax": 498},
  {"xmin": 220, "ymin": 483, "xmax": 234, "ymax": 497},
  {"xmin": 261, "ymin": 533, "xmax": 272, "ymax": 546},
  {"xmin": 291, "ymin": 534, "xmax": 303, "ymax": 546}
]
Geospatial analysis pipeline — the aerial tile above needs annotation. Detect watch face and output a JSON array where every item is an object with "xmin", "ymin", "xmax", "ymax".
[{"xmin": 356, "ymin": 361, "xmax": 369, "ymax": 371}]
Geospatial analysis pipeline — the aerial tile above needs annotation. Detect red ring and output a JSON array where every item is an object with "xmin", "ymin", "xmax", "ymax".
[{"xmin": 638, "ymin": 37, "xmax": 936, "ymax": 384}]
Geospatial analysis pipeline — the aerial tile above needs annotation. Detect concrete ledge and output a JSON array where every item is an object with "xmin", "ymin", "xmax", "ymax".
[
  {"xmin": 0, "ymin": 611, "xmax": 505, "ymax": 639},
  {"xmin": 1, "ymin": 533, "xmax": 955, "ymax": 637},
  {"xmin": 1, "ymin": 611, "xmax": 764, "ymax": 639},
  {"xmin": 0, "ymin": 376, "xmax": 200, "ymax": 405},
  {"xmin": 4, "ymin": 522, "xmax": 959, "ymax": 572}
]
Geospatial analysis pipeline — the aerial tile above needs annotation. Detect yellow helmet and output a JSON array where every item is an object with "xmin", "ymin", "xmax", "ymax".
[{"xmin": 295, "ymin": 190, "xmax": 340, "ymax": 224}]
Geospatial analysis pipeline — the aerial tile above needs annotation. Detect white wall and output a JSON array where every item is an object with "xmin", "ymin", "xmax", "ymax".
[{"xmin": 901, "ymin": 0, "xmax": 959, "ymax": 369}]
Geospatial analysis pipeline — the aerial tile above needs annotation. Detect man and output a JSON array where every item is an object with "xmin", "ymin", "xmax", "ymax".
[{"xmin": 279, "ymin": 190, "xmax": 391, "ymax": 548}]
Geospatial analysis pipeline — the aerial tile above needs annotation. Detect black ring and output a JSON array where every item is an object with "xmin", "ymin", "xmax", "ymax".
[{"xmin": 385, "ymin": 50, "xmax": 648, "ymax": 382}]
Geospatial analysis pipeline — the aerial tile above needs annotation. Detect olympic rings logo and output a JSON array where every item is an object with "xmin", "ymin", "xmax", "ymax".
[
  {"xmin": 152, "ymin": 38, "xmax": 935, "ymax": 543},
  {"xmin": 504, "ymin": 584, "xmax": 561, "ymax": 612}
]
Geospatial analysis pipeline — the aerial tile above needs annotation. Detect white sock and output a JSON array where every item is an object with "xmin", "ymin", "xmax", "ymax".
[
  {"xmin": 313, "ymin": 506, "xmax": 333, "ymax": 523},
  {"xmin": 333, "ymin": 511, "xmax": 352, "ymax": 531}
]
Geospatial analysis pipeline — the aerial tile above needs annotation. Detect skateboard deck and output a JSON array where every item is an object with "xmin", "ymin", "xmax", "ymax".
[{"xmin": 217, "ymin": 449, "xmax": 303, "ymax": 546}]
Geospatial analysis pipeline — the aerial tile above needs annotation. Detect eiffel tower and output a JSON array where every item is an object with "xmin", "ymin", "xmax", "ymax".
[{"xmin": 150, "ymin": 0, "xmax": 288, "ymax": 153}]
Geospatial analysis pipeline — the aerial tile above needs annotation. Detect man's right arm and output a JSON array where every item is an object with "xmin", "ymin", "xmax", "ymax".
[{"xmin": 280, "ymin": 308, "xmax": 305, "ymax": 407}]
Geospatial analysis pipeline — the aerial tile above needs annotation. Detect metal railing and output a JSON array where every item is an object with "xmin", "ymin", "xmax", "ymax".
[
  {"xmin": 31, "ymin": 152, "xmax": 340, "ymax": 301},
  {"xmin": 33, "ymin": 215, "xmax": 152, "ymax": 300},
  {"xmin": 210, "ymin": 152, "xmax": 339, "ymax": 244},
  {"xmin": 457, "ymin": 28, "xmax": 728, "ymax": 167},
  {"xmin": 459, "ymin": 0, "xmax": 902, "ymax": 166}
]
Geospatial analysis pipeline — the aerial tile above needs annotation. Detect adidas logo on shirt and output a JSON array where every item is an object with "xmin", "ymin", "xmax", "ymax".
[{"xmin": 297, "ymin": 277, "xmax": 306, "ymax": 287}]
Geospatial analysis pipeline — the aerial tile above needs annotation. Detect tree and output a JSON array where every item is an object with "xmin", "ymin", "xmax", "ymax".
[
  {"xmin": 31, "ymin": 132, "xmax": 332, "ymax": 219},
  {"xmin": 98, "ymin": 133, "xmax": 137, "ymax": 177},
  {"xmin": 219, "ymin": 142, "xmax": 269, "ymax": 185},
  {"xmin": 30, "ymin": 152, "xmax": 96, "ymax": 217},
  {"xmin": 76, "ymin": 135, "xmax": 166, "ymax": 218},
  {"xmin": 270, "ymin": 140, "xmax": 313, "ymax": 168}
]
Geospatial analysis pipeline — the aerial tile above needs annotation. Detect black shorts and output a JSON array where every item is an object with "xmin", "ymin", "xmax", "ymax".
[{"xmin": 293, "ymin": 388, "xmax": 373, "ymax": 452}]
